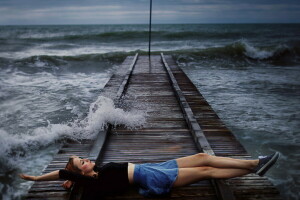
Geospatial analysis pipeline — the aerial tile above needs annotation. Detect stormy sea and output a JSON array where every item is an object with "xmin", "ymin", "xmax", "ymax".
[{"xmin": 0, "ymin": 24, "xmax": 299, "ymax": 199}]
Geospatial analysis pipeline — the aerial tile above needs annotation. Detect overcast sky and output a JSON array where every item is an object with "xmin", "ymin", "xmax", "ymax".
[{"xmin": 0, "ymin": 0, "xmax": 299, "ymax": 25}]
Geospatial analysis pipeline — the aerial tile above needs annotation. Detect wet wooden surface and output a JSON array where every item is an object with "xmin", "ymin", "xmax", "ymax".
[
  {"xmin": 25, "ymin": 56, "xmax": 136, "ymax": 200},
  {"xmin": 161, "ymin": 55, "xmax": 281, "ymax": 200},
  {"xmin": 25, "ymin": 55, "xmax": 281, "ymax": 200}
]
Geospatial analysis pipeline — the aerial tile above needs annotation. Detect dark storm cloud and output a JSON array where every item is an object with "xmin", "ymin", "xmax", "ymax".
[{"xmin": 0, "ymin": 0, "xmax": 299, "ymax": 25}]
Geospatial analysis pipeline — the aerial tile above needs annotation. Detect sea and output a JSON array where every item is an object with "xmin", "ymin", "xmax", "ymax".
[{"xmin": 0, "ymin": 24, "xmax": 299, "ymax": 200}]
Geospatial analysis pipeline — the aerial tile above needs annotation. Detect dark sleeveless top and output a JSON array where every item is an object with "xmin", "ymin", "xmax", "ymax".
[{"xmin": 59, "ymin": 162, "xmax": 129, "ymax": 196}]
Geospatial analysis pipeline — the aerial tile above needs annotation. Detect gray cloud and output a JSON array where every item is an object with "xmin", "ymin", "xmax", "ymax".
[{"xmin": 0, "ymin": 0, "xmax": 299, "ymax": 25}]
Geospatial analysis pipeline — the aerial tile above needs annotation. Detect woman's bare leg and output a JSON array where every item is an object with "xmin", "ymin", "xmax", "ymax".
[
  {"xmin": 173, "ymin": 167, "xmax": 251, "ymax": 188},
  {"xmin": 176, "ymin": 153, "xmax": 258, "ymax": 170}
]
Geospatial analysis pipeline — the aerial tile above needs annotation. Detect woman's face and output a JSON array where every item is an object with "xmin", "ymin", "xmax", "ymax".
[{"xmin": 73, "ymin": 157, "xmax": 95, "ymax": 174}]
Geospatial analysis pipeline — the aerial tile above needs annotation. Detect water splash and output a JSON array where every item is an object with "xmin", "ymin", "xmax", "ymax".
[
  {"xmin": 241, "ymin": 40, "xmax": 290, "ymax": 60},
  {"xmin": 0, "ymin": 96, "xmax": 146, "ymax": 169}
]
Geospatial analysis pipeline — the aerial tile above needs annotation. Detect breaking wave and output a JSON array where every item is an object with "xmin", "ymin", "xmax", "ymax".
[
  {"xmin": 3, "ymin": 40, "xmax": 298, "ymax": 69},
  {"xmin": 14, "ymin": 30, "xmax": 257, "ymax": 42},
  {"xmin": 172, "ymin": 40, "xmax": 300, "ymax": 65},
  {"xmin": 16, "ymin": 51, "xmax": 135, "ymax": 66},
  {"xmin": 0, "ymin": 96, "xmax": 146, "ymax": 170}
]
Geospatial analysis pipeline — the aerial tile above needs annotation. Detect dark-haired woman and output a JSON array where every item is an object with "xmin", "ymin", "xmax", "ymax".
[{"xmin": 20, "ymin": 152, "xmax": 279, "ymax": 198}]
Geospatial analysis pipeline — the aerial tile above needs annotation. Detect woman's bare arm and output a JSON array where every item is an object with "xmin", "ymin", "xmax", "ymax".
[{"xmin": 19, "ymin": 170, "xmax": 59, "ymax": 181}]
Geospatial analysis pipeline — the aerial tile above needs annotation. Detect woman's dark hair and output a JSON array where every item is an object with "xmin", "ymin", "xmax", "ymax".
[{"xmin": 65, "ymin": 156, "xmax": 82, "ymax": 173}]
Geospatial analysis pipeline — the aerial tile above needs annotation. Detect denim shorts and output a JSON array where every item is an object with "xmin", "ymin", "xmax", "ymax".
[{"xmin": 133, "ymin": 160, "xmax": 179, "ymax": 197}]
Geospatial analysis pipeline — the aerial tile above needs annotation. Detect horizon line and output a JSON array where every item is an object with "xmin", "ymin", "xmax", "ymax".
[{"xmin": 1, "ymin": 22, "xmax": 300, "ymax": 26}]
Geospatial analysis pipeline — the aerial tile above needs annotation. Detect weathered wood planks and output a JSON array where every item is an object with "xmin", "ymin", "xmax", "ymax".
[
  {"xmin": 25, "ymin": 54, "xmax": 281, "ymax": 200},
  {"xmin": 162, "ymin": 55, "xmax": 281, "ymax": 200},
  {"xmin": 25, "ymin": 55, "xmax": 138, "ymax": 200}
]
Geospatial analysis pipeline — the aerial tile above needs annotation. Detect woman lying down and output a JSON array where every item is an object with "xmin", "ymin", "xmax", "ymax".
[{"xmin": 20, "ymin": 152, "xmax": 279, "ymax": 198}]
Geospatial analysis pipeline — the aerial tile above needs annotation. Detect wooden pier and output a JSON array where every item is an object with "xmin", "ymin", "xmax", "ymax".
[{"xmin": 25, "ymin": 54, "xmax": 281, "ymax": 200}]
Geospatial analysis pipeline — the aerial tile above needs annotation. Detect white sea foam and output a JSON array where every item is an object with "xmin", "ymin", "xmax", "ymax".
[
  {"xmin": 243, "ymin": 42, "xmax": 273, "ymax": 59},
  {"xmin": 19, "ymin": 32, "xmax": 70, "ymax": 39},
  {"xmin": 241, "ymin": 40, "xmax": 288, "ymax": 60},
  {"xmin": 0, "ymin": 45, "xmax": 138, "ymax": 60},
  {"xmin": 0, "ymin": 96, "xmax": 146, "ymax": 169}
]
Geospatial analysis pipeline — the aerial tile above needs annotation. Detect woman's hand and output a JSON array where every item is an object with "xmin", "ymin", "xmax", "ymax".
[
  {"xmin": 19, "ymin": 174, "xmax": 37, "ymax": 181},
  {"xmin": 62, "ymin": 180, "xmax": 73, "ymax": 189}
]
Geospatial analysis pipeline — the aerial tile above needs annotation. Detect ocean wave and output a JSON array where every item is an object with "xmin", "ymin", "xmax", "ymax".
[
  {"xmin": 7, "ymin": 30, "xmax": 256, "ymax": 42},
  {"xmin": 160, "ymin": 31, "xmax": 253, "ymax": 40},
  {"xmin": 0, "ymin": 96, "xmax": 145, "ymax": 170},
  {"xmin": 14, "ymin": 51, "xmax": 139, "ymax": 67},
  {"xmin": 171, "ymin": 40, "xmax": 300, "ymax": 65},
  {"xmin": 16, "ymin": 31, "xmax": 149, "ymax": 42},
  {"xmin": 3, "ymin": 40, "xmax": 299, "ymax": 70},
  {"xmin": 242, "ymin": 42, "xmax": 292, "ymax": 60}
]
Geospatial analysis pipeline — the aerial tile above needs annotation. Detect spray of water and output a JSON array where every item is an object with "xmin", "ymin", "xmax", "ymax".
[{"xmin": 0, "ymin": 96, "xmax": 146, "ymax": 169}]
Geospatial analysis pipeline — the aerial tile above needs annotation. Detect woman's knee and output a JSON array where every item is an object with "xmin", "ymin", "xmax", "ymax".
[
  {"xmin": 196, "ymin": 153, "xmax": 210, "ymax": 160},
  {"xmin": 197, "ymin": 166, "xmax": 215, "ymax": 179}
]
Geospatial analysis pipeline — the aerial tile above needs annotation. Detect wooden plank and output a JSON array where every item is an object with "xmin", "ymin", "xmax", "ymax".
[
  {"xmin": 161, "ymin": 53, "xmax": 236, "ymax": 200},
  {"xmin": 24, "ymin": 55, "xmax": 140, "ymax": 200},
  {"xmin": 162, "ymin": 54, "xmax": 281, "ymax": 200},
  {"xmin": 96, "ymin": 55, "xmax": 218, "ymax": 200},
  {"xmin": 25, "ymin": 54, "xmax": 281, "ymax": 200}
]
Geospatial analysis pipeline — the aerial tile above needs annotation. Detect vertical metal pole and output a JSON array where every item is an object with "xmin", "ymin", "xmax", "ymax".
[{"xmin": 148, "ymin": 0, "xmax": 152, "ymax": 57}]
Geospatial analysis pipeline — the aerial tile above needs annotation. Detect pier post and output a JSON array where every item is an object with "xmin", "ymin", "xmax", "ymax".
[{"xmin": 148, "ymin": 0, "xmax": 152, "ymax": 57}]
